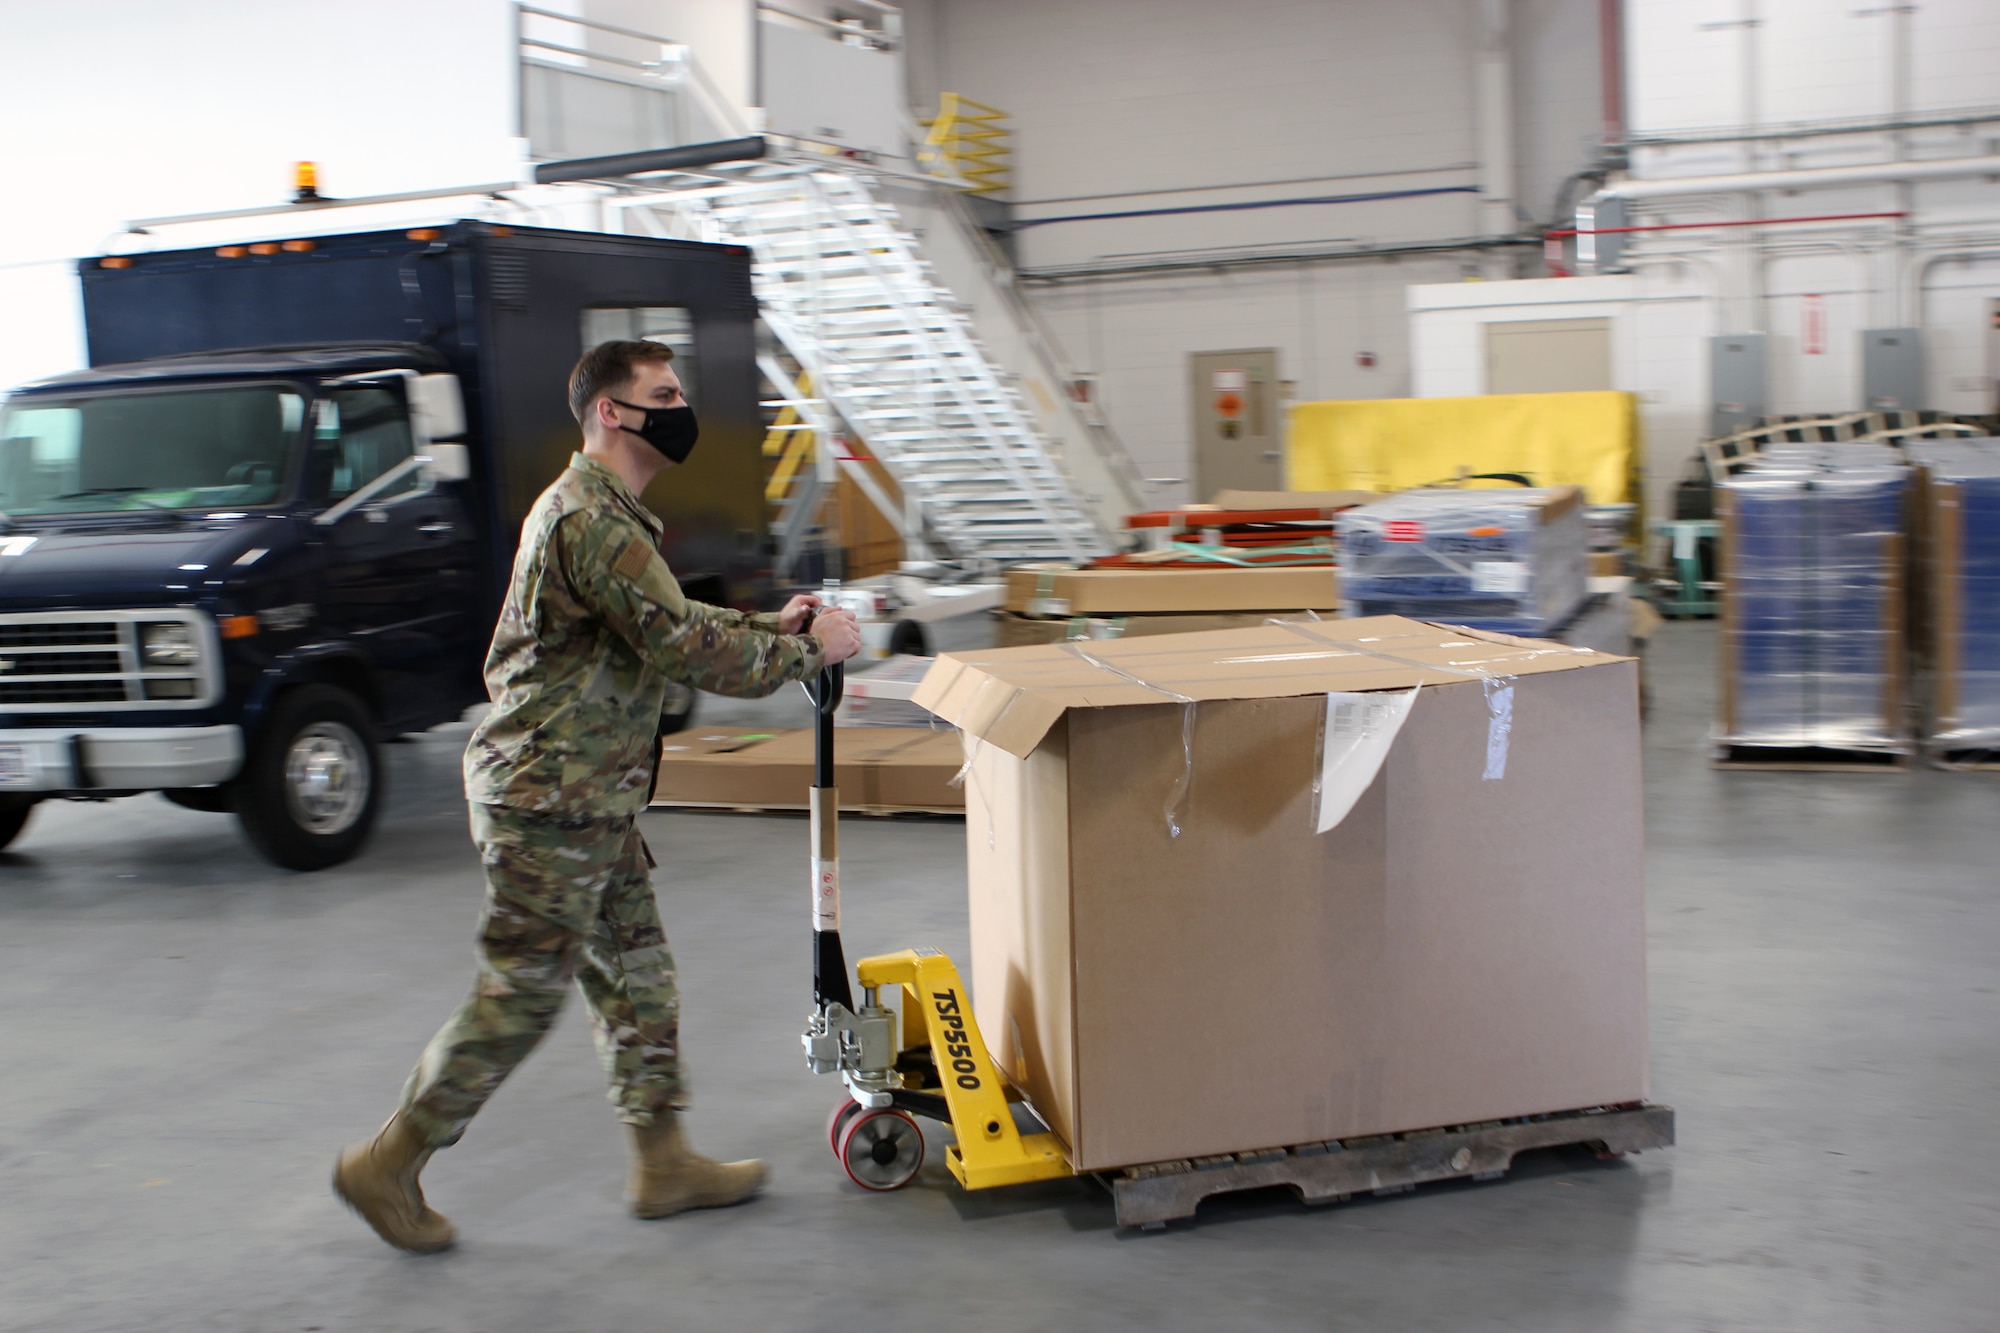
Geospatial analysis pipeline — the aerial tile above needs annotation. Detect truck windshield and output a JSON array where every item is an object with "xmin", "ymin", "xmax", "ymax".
[{"xmin": 0, "ymin": 383, "xmax": 304, "ymax": 517}]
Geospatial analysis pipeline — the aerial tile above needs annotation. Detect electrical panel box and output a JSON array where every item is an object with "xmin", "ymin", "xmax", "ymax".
[
  {"xmin": 1985, "ymin": 299, "xmax": 2000, "ymax": 414},
  {"xmin": 1862, "ymin": 328, "xmax": 1925, "ymax": 411},
  {"xmin": 1710, "ymin": 333, "xmax": 1767, "ymax": 438},
  {"xmin": 1578, "ymin": 196, "xmax": 1627, "ymax": 274}
]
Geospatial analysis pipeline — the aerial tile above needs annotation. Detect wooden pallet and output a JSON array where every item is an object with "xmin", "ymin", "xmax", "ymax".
[
  {"xmin": 1103, "ymin": 1103, "xmax": 1675, "ymax": 1230},
  {"xmin": 1713, "ymin": 744, "xmax": 1914, "ymax": 772}
]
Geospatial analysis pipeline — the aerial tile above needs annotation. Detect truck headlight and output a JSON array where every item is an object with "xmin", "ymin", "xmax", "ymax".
[{"xmin": 140, "ymin": 621, "xmax": 200, "ymax": 668}]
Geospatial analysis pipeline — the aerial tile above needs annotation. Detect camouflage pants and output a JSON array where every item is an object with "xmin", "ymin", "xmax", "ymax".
[{"xmin": 399, "ymin": 803, "xmax": 685, "ymax": 1148}]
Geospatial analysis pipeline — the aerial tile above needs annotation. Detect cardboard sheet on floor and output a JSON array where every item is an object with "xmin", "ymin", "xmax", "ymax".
[{"xmin": 651, "ymin": 726, "xmax": 964, "ymax": 813}]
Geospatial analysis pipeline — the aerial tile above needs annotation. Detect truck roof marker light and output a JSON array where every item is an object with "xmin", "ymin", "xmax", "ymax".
[
  {"xmin": 489, "ymin": 225, "xmax": 513, "ymax": 236},
  {"xmin": 250, "ymin": 243, "xmax": 280, "ymax": 256},
  {"xmin": 217, "ymin": 246, "xmax": 247, "ymax": 258},
  {"xmin": 99, "ymin": 256, "xmax": 134, "ymax": 269},
  {"xmin": 281, "ymin": 239, "xmax": 316, "ymax": 253},
  {"xmin": 294, "ymin": 161, "xmax": 322, "ymax": 203},
  {"xmin": 406, "ymin": 228, "xmax": 439, "ymax": 241},
  {"xmin": 219, "ymin": 614, "xmax": 259, "ymax": 639}
]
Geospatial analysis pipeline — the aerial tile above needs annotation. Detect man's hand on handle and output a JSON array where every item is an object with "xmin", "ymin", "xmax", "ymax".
[
  {"xmin": 808, "ymin": 608, "xmax": 862, "ymax": 665},
  {"xmin": 775, "ymin": 594, "xmax": 822, "ymax": 635}
]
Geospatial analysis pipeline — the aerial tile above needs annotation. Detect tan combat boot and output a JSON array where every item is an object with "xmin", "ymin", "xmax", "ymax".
[
  {"xmin": 627, "ymin": 1111, "xmax": 768, "ymax": 1219},
  {"xmin": 332, "ymin": 1111, "xmax": 456, "ymax": 1253}
]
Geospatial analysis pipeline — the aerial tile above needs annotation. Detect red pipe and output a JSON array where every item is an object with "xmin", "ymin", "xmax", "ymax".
[{"xmin": 1547, "ymin": 210, "xmax": 1906, "ymax": 239}]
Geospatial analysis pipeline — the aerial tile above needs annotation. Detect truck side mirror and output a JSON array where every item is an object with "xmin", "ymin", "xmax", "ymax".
[{"xmin": 408, "ymin": 373, "xmax": 466, "ymax": 442}]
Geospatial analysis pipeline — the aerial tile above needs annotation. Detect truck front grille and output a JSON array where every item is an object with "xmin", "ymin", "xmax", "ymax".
[
  {"xmin": 0, "ymin": 649, "xmax": 123, "ymax": 675},
  {"xmin": 0, "ymin": 680, "xmax": 129, "ymax": 704},
  {"xmin": 0, "ymin": 623, "xmax": 120, "ymax": 648},
  {"xmin": 0, "ymin": 611, "xmax": 220, "ymax": 713}
]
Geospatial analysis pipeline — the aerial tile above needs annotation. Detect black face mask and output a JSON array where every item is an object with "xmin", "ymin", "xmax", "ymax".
[{"xmin": 610, "ymin": 399, "xmax": 699, "ymax": 465}]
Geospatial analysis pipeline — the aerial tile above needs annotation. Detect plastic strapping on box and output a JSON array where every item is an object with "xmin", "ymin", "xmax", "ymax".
[
  {"xmin": 1060, "ymin": 641, "xmax": 1199, "ymax": 839},
  {"xmin": 945, "ymin": 687, "xmax": 1037, "ymax": 850},
  {"xmin": 947, "ymin": 730, "xmax": 1003, "ymax": 850},
  {"xmin": 1028, "ymin": 568, "xmax": 1072, "ymax": 619},
  {"xmin": 1482, "ymin": 676, "xmax": 1514, "ymax": 780}
]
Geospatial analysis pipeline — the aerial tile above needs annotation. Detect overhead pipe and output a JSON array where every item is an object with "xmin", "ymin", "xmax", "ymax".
[
  {"xmin": 533, "ymin": 136, "xmax": 768, "ymax": 185},
  {"xmin": 1590, "ymin": 154, "xmax": 2000, "ymax": 202},
  {"xmin": 1548, "ymin": 210, "xmax": 1907, "ymax": 239}
]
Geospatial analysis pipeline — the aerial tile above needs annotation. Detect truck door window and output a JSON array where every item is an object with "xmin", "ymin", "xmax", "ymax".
[
  {"xmin": 0, "ymin": 385, "xmax": 302, "ymax": 516},
  {"xmin": 312, "ymin": 387, "xmax": 424, "ymax": 504},
  {"xmin": 581, "ymin": 307, "xmax": 698, "ymax": 403}
]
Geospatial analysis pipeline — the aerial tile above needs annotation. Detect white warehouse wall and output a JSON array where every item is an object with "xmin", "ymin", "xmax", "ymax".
[
  {"xmin": 904, "ymin": 0, "xmax": 1608, "ymax": 501},
  {"xmin": 1598, "ymin": 0, "xmax": 2000, "ymax": 419}
]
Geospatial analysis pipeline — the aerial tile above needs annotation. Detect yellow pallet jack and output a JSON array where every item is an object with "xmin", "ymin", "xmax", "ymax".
[{"xmin": 797, "ymin": 648, "xmax": 1072, "ymax": 1194}]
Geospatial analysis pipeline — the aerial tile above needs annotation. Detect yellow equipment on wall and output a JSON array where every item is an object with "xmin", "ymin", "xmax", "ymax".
[{"xmin": 1286, "ymin": 391, "xmax": 1641, "ymax": 507}]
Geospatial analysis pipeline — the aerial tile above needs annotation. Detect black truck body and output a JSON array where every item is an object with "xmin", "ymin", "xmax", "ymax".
[{"xmin": 0, "ymin": 221, "xmax": 766, "ymax": 868}]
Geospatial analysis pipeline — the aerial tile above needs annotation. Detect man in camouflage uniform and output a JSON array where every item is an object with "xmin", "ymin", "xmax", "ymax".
[{"xmin": 334, "ymin": 340, "xmax": 861, "ymax": 1253}]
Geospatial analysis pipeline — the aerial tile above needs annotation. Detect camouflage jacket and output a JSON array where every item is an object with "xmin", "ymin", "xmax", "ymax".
[{"xmin": 464, "ymin": 452, "xmax": 824, "ymax": 817}]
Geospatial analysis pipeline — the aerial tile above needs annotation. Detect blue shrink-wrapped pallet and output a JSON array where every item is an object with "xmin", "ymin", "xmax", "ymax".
[
  {"xmin": 1908, "ymin": 438, "xmax": 2000, "ymax": 761},
  {"xmin": 1718, "ymin": 443, "xmax": 1908, "ymax": 757},
  {"xmin": 1336, "ymin": 486, "xmax": 1589, "ymax": 635}
]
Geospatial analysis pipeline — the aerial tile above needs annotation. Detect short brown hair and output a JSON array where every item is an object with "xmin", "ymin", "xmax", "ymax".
[{"xmin": 568, "ymin": 339, "xmax": 676, "ymax": 423}]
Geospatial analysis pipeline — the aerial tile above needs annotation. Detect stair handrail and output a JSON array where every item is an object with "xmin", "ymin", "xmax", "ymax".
[{"xmin": 922, "ymin": 178, "xmax": 1152, "ymax": 522}]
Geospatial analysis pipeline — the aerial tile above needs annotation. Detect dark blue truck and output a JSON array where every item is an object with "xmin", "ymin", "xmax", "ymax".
[{"xmin": 0, "ymin": 221, "xmax": 768, "ymax": 869}]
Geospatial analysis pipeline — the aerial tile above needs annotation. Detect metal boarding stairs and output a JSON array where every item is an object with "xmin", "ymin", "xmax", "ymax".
[{"xmin": 611, "ymin": 164, "xmax": 1112, "ymax": 569}]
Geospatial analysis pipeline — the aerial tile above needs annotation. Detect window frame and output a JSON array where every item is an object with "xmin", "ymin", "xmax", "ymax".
[{"xmin": 308, "ymin": 375, "xmax": 436, "ymax": 517}]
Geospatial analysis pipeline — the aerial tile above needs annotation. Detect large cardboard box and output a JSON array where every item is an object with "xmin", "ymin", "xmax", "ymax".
[
  {"xmin": 913, "ymin": 617, "xmax": 1646, "ymax": 1171},
  {"xmin": 651, "ymin": 727, "xmax": 963, "ymax": 812},
  {"xmin": 1004, "ymin": 564, "xmax": 1341, "ymax": 617}
]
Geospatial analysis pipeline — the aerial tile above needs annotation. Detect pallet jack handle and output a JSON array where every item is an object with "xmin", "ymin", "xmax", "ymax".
[{"xmin": 802, "ymin": 605, "xmax": 855, "ymax": 1015}]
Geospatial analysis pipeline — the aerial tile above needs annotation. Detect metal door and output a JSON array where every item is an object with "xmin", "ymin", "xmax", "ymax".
[
  {"xmin": 310, "ymin": 384, "xmax": 478, "ymax": 731},
  {"xmin": 1191, "ymin": 349, "xmax": 1281, "ymax": 499}
]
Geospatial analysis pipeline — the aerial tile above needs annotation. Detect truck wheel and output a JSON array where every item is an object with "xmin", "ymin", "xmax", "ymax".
[
  {"xmin": 0, "ymin": 796, "xmax": 37, "ymax": 851},
  {"xmin": 659, "ymin": 681, "xmax": 698, "ymax": 737},
  {"xmin": 237, "ymin": 685, "xmax": 381, "ymax": 871}
]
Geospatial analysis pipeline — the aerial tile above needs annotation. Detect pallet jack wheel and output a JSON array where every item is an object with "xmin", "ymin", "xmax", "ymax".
[
  {"xmin": 838, "ymin": 1107, "xmax": 924, "ymax": 1191},
  {"xmin": 827, "ymin": 1098, "xmax": 866, "ymax": 1158}
]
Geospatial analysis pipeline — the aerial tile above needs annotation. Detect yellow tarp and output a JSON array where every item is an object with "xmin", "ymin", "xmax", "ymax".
[{"xmin": 1285, "ymin": 391, "xmax": 1641, "ymax": 506}]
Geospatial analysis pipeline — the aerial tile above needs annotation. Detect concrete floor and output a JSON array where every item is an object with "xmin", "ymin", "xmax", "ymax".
[{"xmin": 2, "ymin": 621, "xmax": 1997, "ymax": 1331}]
